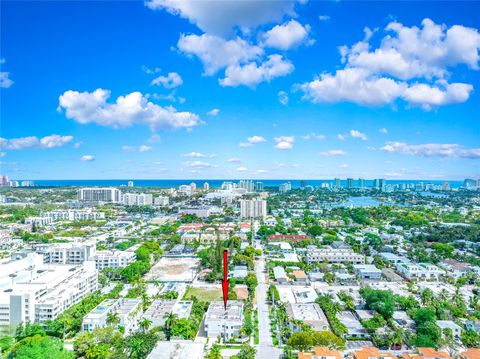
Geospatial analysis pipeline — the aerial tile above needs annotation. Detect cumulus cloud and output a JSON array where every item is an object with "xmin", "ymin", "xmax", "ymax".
[
  {"xmin": 145, "ymin": 0, "xmax": 301, "ymax": 35},
  {"xmin": 182, "ymin": 151, "xmax": 206, "ymax": 158},
  {"xmin": 381, "ymin": 141, "xmax": 480, "ymax": 159},
  {"xmin": 274, "ymin": 136, "xmax": 294, "ymax": 150},
  {"xmin": 178, "ymin": 34, "xmax": 263, "ymax": 75},
  {"xmin": 318, "ymin": 15, "xmax": 330, "ymax": 22},
  {"xmin": 302, "ymin": 133, "xmax": 325, "ymax": 140},
  {"xmin": 220, "ymin": 54, "xmax": 294, "ymax": 88},
  {"xmin": 319, "ymin": 149, "xmax": 347, "ymax": 157},
  {"xmin": 122, "ymin": 145, "xmax": 153, "ymax": 153},
  {"xmin": 379, "ymin": 128, "xmax": 388, "ymax": 134},
  {"xmin": 278, "ymin": 90, "xmax": 289, "ymax": 105},
  {"xmin": 350, "ymin": 129, "xmax": 368, "ymax": 140},
  {"xmin": 262, "ymin": 20, "xmax": 311, "ymax": 50},
  {"xmin": 228, "ymin": 157, "xmax": 242, "ymax": 163},
  {"xmin": 0, "ymin": 135, "xmax": 73, "ymax": 150},
  {"xmin": 142, "ymin": 65, "xmax": 161, "ymax": 74},
  {"xmin": 58, "ymin": 89, "xmax": 200, "ymax": 130},
  {"xmin": 236, "ymin": 166, "xmax": 247, "ymax": 172},
  {"xmin": 0, "ymin": 72, "xmax": 13, "ymax": 88},
  {"xmin": 299, "ymin": 18, "xmax": 479, "ymax": 109},
  {"xmin": 151, "ymin": 72, "xmax": 183, "ymax": 88},
  {"xmin": 207, "ymin": 108, "xmax": 220, "ymax": 116},
  {"xmin": 186, "ymin": 160, "xmax": 211, "ymax": 168},
  {"xmin": 239, "ymin": 135, "xmax": 267, "ymax": 147},
  {"xmin": 81, "ymin": 155, "xmax": 95, "ymax": 162}
]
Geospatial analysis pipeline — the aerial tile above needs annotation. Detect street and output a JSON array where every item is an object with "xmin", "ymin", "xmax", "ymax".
[{"xmin": 255, "ymin": 255, "xmax": 283, "ymax": 359}]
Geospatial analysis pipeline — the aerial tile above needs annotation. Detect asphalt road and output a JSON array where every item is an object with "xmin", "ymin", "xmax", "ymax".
[{"xmin": 255, "ymin": 256, "xmax": 283, "ymax": 359}]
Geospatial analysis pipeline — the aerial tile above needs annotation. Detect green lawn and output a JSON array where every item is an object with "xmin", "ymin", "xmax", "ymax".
[{"xmin": 183, "ymin": 287, "xmax": 222, "ymax": 302}]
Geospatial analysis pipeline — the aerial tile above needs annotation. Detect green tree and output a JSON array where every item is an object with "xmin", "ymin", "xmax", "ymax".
[{"xmin": 10, "ymin": 335, "xmax": 73, "ymax": 359}]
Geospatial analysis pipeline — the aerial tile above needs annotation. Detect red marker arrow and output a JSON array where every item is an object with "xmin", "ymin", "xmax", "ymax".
[{"xmin": 222, "ymin": 249, "xmax": 229, "ymax": 310}]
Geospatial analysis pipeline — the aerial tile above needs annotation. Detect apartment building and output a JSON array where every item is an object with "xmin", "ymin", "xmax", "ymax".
[
  {"xmin": 25, "ymin": 217, "xmax": 53, "ymax": 226},
  {"xmin": 396, "ymin": 262, "xmax": 444, "ymax": 281},
  {"xmin": 154, "ymin": 196, "xmax": 169, "ymax": 206},
  {"xmin": 43, "ymin": 209, "xmax": 105, "ymax": 221},
  {"xmin": 239, "ymin": 199, "xmax": 267, "ymax": 219},
  {"xmin": 143, "ymin": 299, "xmax": 193, "ymax": 327},
  {"xmin": 92, "ymin": 250, "xmax": 136, "ymax": 270},
  {"xmin": 307, "ymin": 246, "xmax": 364, "ymax": 264},
  {"xmin": 0, "ymin": 253, "xmax": 98, "ymax": 333},
  {"xmin": 204, "ymin": 301, "xmax": 244, "ymax": 340},
  {"xmin": 298, "ymin": 346, "xmax": 342, "ymax": 359},
  {"xmin": 77, "ymin": 188, "xmax": 121, "ymax": 203},
  {"xmin": 33, "ymin": 241, "xmax": 97, "ymax": 265},
  {"xmin": 122, "ymin": 193, "xmax": 153, "ymax": 206},
  {"xmin": 82, "ymin": 298, "xmax": 142, "ymax": 335}
]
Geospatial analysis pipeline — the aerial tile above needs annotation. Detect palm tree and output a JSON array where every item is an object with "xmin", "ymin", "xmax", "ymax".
[
  {"xmin": 106, "ymin": 312, "xmax": 120, "ymax": 327},
  {"xmin": 163, "ymin": 313, "xmax": 178, "ymax": 340},
  {"xmin": 138, "ymin": 317, "xmax": 152, "ymax": 333}
]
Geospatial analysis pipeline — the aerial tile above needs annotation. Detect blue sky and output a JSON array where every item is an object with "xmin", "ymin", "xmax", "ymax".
[{"xmin": 1, "ymin": 0, "xmax": 479, "ymax": 180}]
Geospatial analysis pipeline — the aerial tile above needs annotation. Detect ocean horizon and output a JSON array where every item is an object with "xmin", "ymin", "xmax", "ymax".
[{"xmin": 10, "ymin": 179, "xmax": 465, "ymax": 188}]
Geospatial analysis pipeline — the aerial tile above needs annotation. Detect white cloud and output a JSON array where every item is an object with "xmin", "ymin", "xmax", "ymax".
[
  {"xmin": 262, "ymin": 20, "xmax": 310, "ymax": 50},
  {"xmin": 339, "ymin": 163, "xmax": 348, "ymax": 169},
  {"xmin": 337, "ymin": 134, "xmax": 345, "ymax": 141},
  {"xmin": 274, "ymin": 136, "xmax": 294, "ymax": 150},
  {"xmin": 350, "ymin": 129, "xmax": 368, "ymax": 140},
  {"xmin": 220, "ymin": 54, "xmax": 294, "ymax": 88},
  {"xmin": 122, "ymin": 145, "xmax": 153, "ymax": 153},
  {"xmin": 381, "ymin": 141, "xmax": 480, "ymax": 158},
  {"xmin": 278, "ymin": 90, "xmax": 289, "ymax": 105},
  {"xmin": 178, "ymin": 34, "xmax": 263, "ymax": 75},
  {"xmin": 239, "ymin": 135, "xmax": 267, "ymax": 147},
  {"xmin": 0, "ymin": 152, "xmax": 6, "ymax": 157},
  {"xmin": 148, "ymin": 134, "xmax": 162, "ymax": 143},
  {"xmin": 145, "ymin": 0, "xmax": 301, "ymax": 35},
  {"xmin": 0, "ymin": 135, "xmax": 73, "ymax": 150},
  {"xmin": 299, "ymin": 18, "xmax": 479, "ymax": 109},
  {"xmin": 73, "ymin": 142, "xmax": 82, "ymax": 149},
  {"xmin": 319, "ymin": 149, "xmax": 347, "ymax": 157},
  {"xmin": 151, "ymin": 72, "xmax": 183, "ymax": 88},
  {"xmin": 318, "ymin": 15, "xmax": 330, "ymax": 22},
  {"xmin": 379, "ymin": 128, "xmax": 388, "ymax": 134},
  {"xmin": 81, "ymin": 155, "xmax": 95, "ymax": 162},
  {"xmin": 303, "ymin": 133, "xmax": 325, "ymax": 140},
  {"xmin": 0, "ymin": 72, "xmax": 13, "ymax": 88},
  {"xmin": 207, "ymin": 108, "xmax": 220, "ymax": 116},
  {"xmin": 58, "ymin": 89, "xmax": 200, "ymax": 130},
  {"xmin": 182, "ymin": 152, "xmax": 206, "ymax": 158},
  {"xmin": 139, "ymin": 145, "xmax": 152, "ymax": 153},
  {"xmin": 236, "ymin": 166, "xmax": 247, "ymax": 172},
  {"xmin": 187, "ymin": 161, "xmax": 211, "ymax": 168},
  {"xmin": 257, "ymin": 169, "xmax": 268, "ymax": 173},
  {"xmin": 228, "ymin": 157, "xmax": 242, "ymax": 163},
  {"xmin": 142, "ymin": 65, "xmax": 161, "ymax": 74}
]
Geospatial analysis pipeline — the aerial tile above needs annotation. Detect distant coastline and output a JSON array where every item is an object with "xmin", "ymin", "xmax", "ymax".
[{"xmin": 7, "ymin": 179, "xmax": 464, "ymax": 188}]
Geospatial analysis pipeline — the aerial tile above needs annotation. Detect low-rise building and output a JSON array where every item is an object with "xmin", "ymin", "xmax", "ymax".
[
  {"xmin": 436, "ymin": 320, "xmax": 462, "ymax": 338},
  {"xmin": 143, "ymin": 300, "xmax": 192, "ymax": 327},
  {"xmin": 307, "ymin": 247, "xmax": 364, "ymax": 264},
  {"xmin": 298, "ymin": 346, "xmax": 342, "ymax": 359},
  {"xmin": 204, "ymin": 301, "xmax": 244, "ymax": 340},
  {"xmin": 354, "ymin": 347, "xmax": 396, "ymax": 359},
  {"xmin": 354, "ymin": 264, "xmax": 382, "ymax": 280},
  {"xmin": 337, "ymin": 311, "xmax": 370, "ymax": 338},
  {"xmin": 92, "ymin": 250, "xmax": 136, "ymax": 269},
  {"xmin": 273, "ymin": 266, "xmax": 288, "ymax": 284},
  {"xmin": 82, "ymin": 298, "xmax": 142, "ymax": 335},
  {"xmin": 396, "ymin": 262, "xmax": 444, "ymax": 281},
  {"xmin": 286, "ymin": 303, "xmax": 329, "ymax": 332},
  {"xmin": 25, "ymin": 217, "xmax": 53, "ymax": 226},
  {"xmin": 33, "ymin": 241, "xmax": 97, "ymax": 265},
  {"xmin": 402, "ymin": 348, "xmax": 452, "ymax": 359},
  {"xmin": 459, "ymin": 349, "xmax": 480, "ymax": 359},
  {"xmin": 292, "ymin": 270, "xmax": 308, "ymax": 284},
  {"xmin": 43, "ymin": 209, "xmax": 105, "ymax": 221}
]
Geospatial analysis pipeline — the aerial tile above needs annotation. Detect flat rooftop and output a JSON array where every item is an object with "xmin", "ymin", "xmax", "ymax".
[{"xmin": 205, "ymin": 301, "xmax": 243, "ymax": 321}]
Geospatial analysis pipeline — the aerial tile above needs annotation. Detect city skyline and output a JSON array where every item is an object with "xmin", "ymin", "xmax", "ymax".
[{"xmin": 1, "ymin": 1, "xmax": 480, "ymax": 180}]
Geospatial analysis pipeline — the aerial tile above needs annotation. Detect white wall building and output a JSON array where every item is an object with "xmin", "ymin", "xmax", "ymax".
[
  {"xmin": 77, "ymin": 188, "xmax": 121, "ymax": 203},
  {"xmin": 43, "ymin": 209, "xmax": 105, "ymax": 221},
  {"xmin": 33, "ymin": 241, "xmax": 97, "ymax": 265},
  {"xmin": 143, "ymin": 300, "xmax": 192, "ymax": 328},
  {"xmin": 240, "ymin": 199, "xmax": 267, "ymax": 219},
  {"xmin": 25, "ymin": 217, "xmax": 53, "ymax": 226},
  {"xmin": 154, "ymin": 196, "xmax": 170, "ymax": 206},
  {"xmin": 396, "ymin": 262, "xmax": 444, "ymax": 281},
  {"xmin": 307, "ymin": 247, "xmax": 364, "ymax": 264},
  {"xmin": 122, "ymin": 193, "xmax": 153, "ymax": 206},
  {"xmin": 0, "ymin": 253, "xmax": 98, "ymax": 333},
  {"xmin": 92, "ymin": 250, "xmax": 136, "ymax": 270},
  {"xmin": 204, "ymin": 301, "xmax": 244, "ymax": 340},
  {"xmin": 82, "ymin": 298, "xmax": 142, "ymax": 335}
]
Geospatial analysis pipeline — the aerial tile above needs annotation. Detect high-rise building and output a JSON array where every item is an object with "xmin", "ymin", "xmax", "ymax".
[
  {"xmin": 77, "ymin": 188, "xmax": 121, "ymax": 202},
  {"xmin": 190, "ymin": 182, "xmax": 197, "ymax": 193},
  {"xmin": 203, "ymin": 182, "xmax": 210, "ymax": 191},
  {"xmin": 442, "ymin": 182, "xmax": 451, "ymax": 191},
  {"xmin": 239, "ymin": 180, "xmax": 254, "ymax": 192},
  {"xmin": 21, "ymin": 180, "xmax": 34, "ymax": 187},
  {"xmin": 122, "ymin": 193, "xmax": 153, "ymax": 206},
  {"xmin": 240, "ymin": 199, "xmax": 267, "ymax": 219},
  {"xmin": 279, "ymin": 182, "xmax": 292, "ymax": 193},
  {"xmin": 333, "ymin": 178, "xmax": 341, "ymax": 188},
  {"xmin": 255, "ymin": 182, "xmax": 264, "ymax": 192},
  {"xmin": 463, "ymin": 179, "xmax": 477, "ymax": 188},
  {"xmin": 347, "ymin": 178, "xmax": 354, "ymax": 188},
  {"xmin": 321, "ymin": 182, "xmax": 329, "ymax": 189},
  {"xmin": 8, "ymin": 180, "xmax": 19, "ymax": 187},
  {"xmin": 358, "ymin": 178, "xmax": 365, "ymax": 188},
  {"xmin": 127, "ymin": 181, "xmax": 134, "ymax": 187},
  {"xmin": 0, "ymin": 176, "xmax": 9, "ymax": 186}
]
